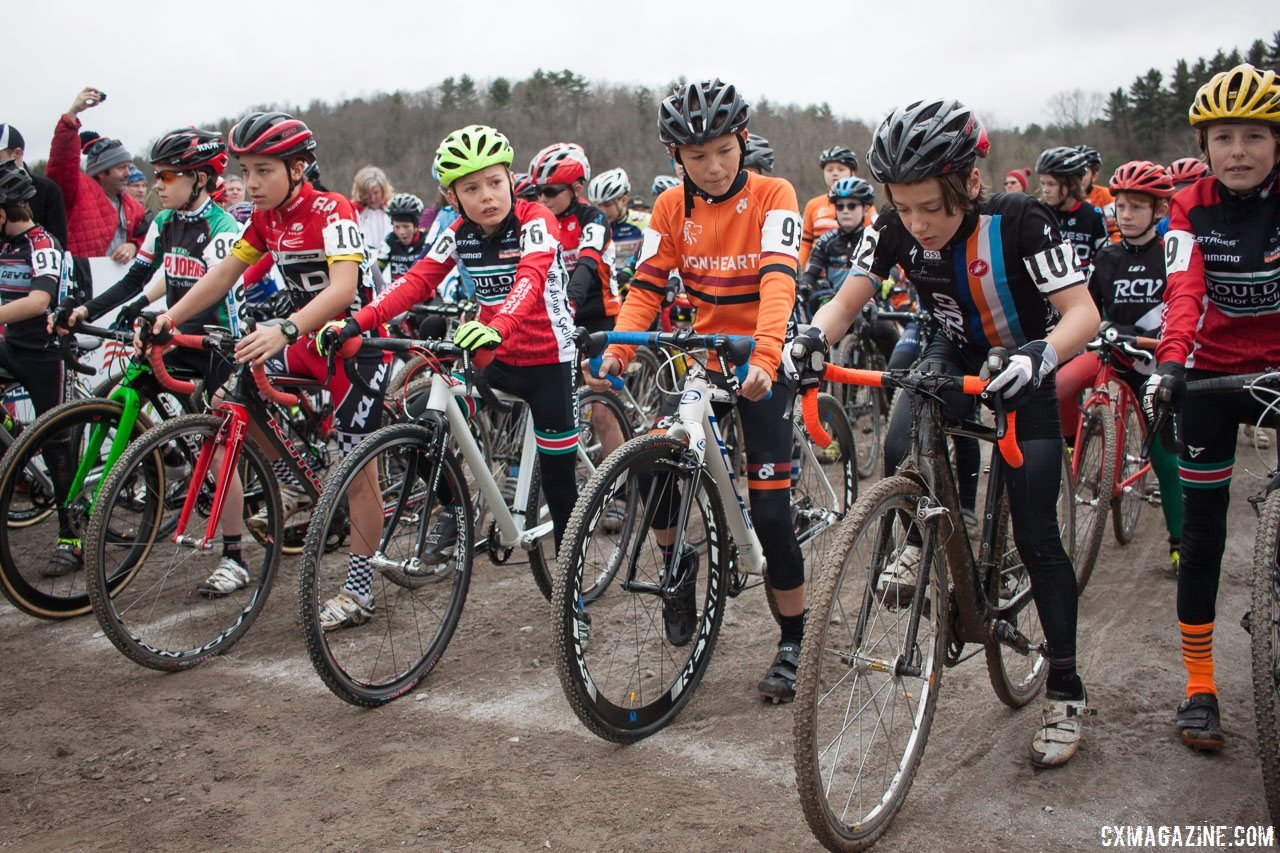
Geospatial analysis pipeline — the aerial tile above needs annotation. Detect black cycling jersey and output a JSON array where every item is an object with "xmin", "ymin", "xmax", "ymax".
[
  {"xmin": 0, "ymin": 223, "xmax": 63, "ymax": 349},
  {"xmin": 377, "ymin": 228, "xmax": 429, "ymax": 281},
  {"xmin": 1087, "ymin": 237, "xmax": 1165, "ymax": 335},
  {"xmin": 558, "ymin": 197, "xmax": 617, "ymax": 326},
  {"xmin": 1052, "ymin": 200, "xmax": 1108, "ymax": 271},
  {"xmin": 86, "ymin": 199, "xmax": 245, "ymax": 334},
  {"xmin": 854, "ymin": 192, "xmax": 1086, "ymax": 356},
  {"xmin": 801, "ymin": 225, "xmax": 864, "ymax": 288}
]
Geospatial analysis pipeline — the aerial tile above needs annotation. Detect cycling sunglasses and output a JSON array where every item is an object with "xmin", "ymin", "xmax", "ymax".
[
  {"xmin": 833, "ymin": 201, "xmax": 862, "ymax": 211},
  {"xmin": 153, "ymin": 169, "xmax": 192, "ymax": 184},
  {"xmin": 538, "ymin": 185, "xmax": 569, "ymax": 198}
]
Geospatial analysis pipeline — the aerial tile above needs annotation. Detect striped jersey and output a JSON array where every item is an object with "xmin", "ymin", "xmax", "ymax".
[
  {"xmin": 854, "ymin": 192, "xmax": 1086, "ymax": 355},
  {"xmin": 607, "ymin": 171, "xmax": 801, "ymax": 375},
  {"xmin": 355, "ymin": 199, "xmax": 574, "ymax": 366},
  {"xmin": 0, "ymin": 224, "xmax": 62, "ymax": 349}
]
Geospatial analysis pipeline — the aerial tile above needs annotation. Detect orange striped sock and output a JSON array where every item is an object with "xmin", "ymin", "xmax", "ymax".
[{"xmin": 1180, "ymin": 621, "xmax": 1216, "ymax": 698}]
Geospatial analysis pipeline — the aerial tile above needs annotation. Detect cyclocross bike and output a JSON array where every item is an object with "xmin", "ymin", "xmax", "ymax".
[{"xmin": 791, "ymin": 353, "xmax": 1078, "ymax": 852}]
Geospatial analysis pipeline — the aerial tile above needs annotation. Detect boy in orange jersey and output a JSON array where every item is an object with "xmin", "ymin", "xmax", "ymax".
[{"xmin": 586, "ymin": 78, "xmax": 808, "ymax": 703}]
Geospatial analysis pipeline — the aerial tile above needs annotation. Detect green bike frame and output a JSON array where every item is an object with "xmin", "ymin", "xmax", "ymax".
[{"xmin": 66, "ymin": 360, "xmax": 155, "ymax": 509}]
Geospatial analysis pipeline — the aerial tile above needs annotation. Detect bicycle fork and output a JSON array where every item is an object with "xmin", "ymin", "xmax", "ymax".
[{"xmin": 175, "ymin": 407, "xmax": 248, "ymax": 549}]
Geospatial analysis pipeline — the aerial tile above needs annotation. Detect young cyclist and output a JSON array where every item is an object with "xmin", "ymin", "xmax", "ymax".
[
  {"xmin": 1053, "ymin": 160, "xmax": 1183, "ymax": 573},
  {"xmin": 743, "ymin": 133, "xmax": 775, "ymax": 174},
  {"xmin": 585, "ymin": 78, "xmax": 811, "ymax": 703},
  {"xmin": 798, "ymin": 145, "xmax": 859, "ymax": 267},
  {"xmin": 377, "ymin": 192, "xmax": 429, "ymax": 283},
  {"xmin": 138, "ymin": 112, "xmax": 390, "ymax": 631},
  {"xmin": 1077, "ymin": 144, "xmax": 1119, "ymax": 243},
  {"xmin": 1142, "ymin": 63, "xmax": 1280, "ymax": 752},
  {"xmin": 61, "ymin": 128, "xmax": 248, "ymax": 586},
  {"xmin": 586, "ymin": 167, "xmax": 649, "ymax": 297},
  {"xmin": 328, "ymin": 124, "xmax": 580, "ymax": 561},
  {"xmin": 0, "ymin": 162, "xmax": 78, "ymax": 571},
  {"xmin": 798, "ymin": 98, "xmax": 1101, "ymax": 765},
  {"xmin": 1036, "ymin": 146, "xmax": 1109, "ymax": 272}
]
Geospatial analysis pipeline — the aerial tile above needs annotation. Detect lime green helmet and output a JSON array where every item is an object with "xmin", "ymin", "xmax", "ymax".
[{"xmin": 434, "ymin": 125, "xmax": 514, "ymax": 188}]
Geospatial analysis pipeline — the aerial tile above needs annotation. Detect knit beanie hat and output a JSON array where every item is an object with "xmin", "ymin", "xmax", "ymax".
[
  {"xmin": 127, "ymin": 165, "xmax": 146, "ymax": 185},
  {"xmin": 85, "ymin": 138, "xmax": 132, "ymax": 176},
  {"xmin": 1005, "ymin": 168, "xmax": 1031, "ymax": 190},
  {"xmin": 0, "ymin": 124, "xmax": 25, "ymax": 152}
]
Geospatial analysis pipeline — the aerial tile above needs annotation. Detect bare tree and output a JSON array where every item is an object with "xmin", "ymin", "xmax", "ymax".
[{"xmin": 1047, "ymin": 89, "xmax": 1104, "ymax": 131}]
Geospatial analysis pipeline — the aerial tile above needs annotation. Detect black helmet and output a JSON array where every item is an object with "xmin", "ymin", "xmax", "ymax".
[
  {"xmin": 149, "ymin": 127, "xmax": 228, "ymax": 174},
  {"xmin": 867, "ymin": 98, "xmax": 989, "ymax": 185},
  {"xmin": 743, "ymin": 133, "xmax": 775, "ymax": 172},
  {"xmin": 1074, "ymin": 144, "xmax": 1102, "ymax": 169},
  {"xmin": 819, "ymin": 145, "xmax": 858, "ymax": 170},
  {"xmin": 387, "ymin": 192, "xmax": 425, "ymax": 221},
  {"xmin": 1035, "ymin": 146, "xmax": 1089, "ymax": 177},
  {"xmin": 829, "ymin": 176, "xmax": 876, "ymax": 204},
  {"xmin": 228, "ymin": 112, "xmax": 316, "ymax": 161},
  {"xmin": 658, "ymin": 78, "xmax": 750, "ymax": 147},
  {"xmin": 0, "ymin": 161, "xmax": 36, "ymax": 205}
]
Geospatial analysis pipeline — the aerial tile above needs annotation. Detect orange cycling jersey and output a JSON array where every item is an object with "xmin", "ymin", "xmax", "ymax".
[
  {"xmin": 606, "ymin": 171, "xmax": 801, "ymax": 375},
  {"xmin": 799, "ymin": 194, "xmax": 877, "ymax": 267}
]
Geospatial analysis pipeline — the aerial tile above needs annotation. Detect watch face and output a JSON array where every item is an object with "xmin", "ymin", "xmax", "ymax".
[{"xmin": 283, "ymin": 321, "xmax": 298, "ymax": 341}]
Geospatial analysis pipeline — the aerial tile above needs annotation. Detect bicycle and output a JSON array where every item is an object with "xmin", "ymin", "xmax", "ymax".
[
  {"xmin": 552, "ymin": 329, "xmax": 852, "ymax": 742},
  {"xmin": 791, "ymin": 354, "xmax": 1079, "ymax": 852},
  {"xmin": 298, "ymin": 335, "xmax": 632, "ymax": 706},
  {"xmin": 82, "ymin": 324, "xmax": 363, "ymax": 670},
  {"xmin": 0, "ymin": 319, "xmax": 200, "ymax": 619},
  {"xmin": 1067, "ymin": 326, "xmax": 1162, "ymax": 591}
]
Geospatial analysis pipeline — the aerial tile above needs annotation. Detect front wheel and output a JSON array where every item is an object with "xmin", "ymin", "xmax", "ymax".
[
  {"xmin": 553, "ymin": 434, "xmax": 729, "ymax": 743},
  {"xmin": 1071, "ymin": 402, "xmax": 1116, "ymax": 594},
  {"xmin": 1251, "ymin": 489, "xmax": 1280, "ymax": 823},
  {"xmin": 793, "ymin": 476, "xmax": 947, "ymax": 852},
  {"xmin": 84, "ymin": 413, "xmax": 281, "ymax": 671},
  {"xmin": 299, "ymin": 422, "xmax": 473, "ymax": 706},
  {"xmin": 1112, "ymin": 399, "xmax": 1148, "ymax": 545}
]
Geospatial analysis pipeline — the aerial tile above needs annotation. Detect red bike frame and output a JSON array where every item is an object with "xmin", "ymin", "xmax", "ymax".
[{"xmin": 1073, "ymin": 335, "xmax": 1159, "ymax": 501}]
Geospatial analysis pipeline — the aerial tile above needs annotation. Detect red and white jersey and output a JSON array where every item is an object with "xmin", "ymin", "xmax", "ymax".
[
  {"xmin": 231, "ymin": 182, "xmax": 373, "ymax": 317},
  {"xmin": 356, "ymin": 199, "xmax": 575, "ymax": 366}
]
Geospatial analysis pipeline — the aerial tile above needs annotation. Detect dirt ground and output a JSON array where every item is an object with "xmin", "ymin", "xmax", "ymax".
[{"xmin": 1, "ymin": 432, "xmax": 1276, "ymax": 852}]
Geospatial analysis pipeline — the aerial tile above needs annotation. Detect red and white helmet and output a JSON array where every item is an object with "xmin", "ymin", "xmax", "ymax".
[
  {"xmin": 1167, "ymin": 157, "xmax": 1210, "ymax": 185},
  {"xmin": 529, "ymin": 142, "xmax": 590, "ymax": 187}
]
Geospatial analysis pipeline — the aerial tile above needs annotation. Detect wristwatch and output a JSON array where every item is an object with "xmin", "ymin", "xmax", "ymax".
[{"xmin": 281, "ymin": 320, "xmax": 299, "ymax": 344}]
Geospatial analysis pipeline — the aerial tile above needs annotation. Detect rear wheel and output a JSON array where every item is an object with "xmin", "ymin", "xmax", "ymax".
[
  {"xmin": 984, "ymin": 493, "xmax": 1049, "ymax": 708},
  {"xmin": 836, "ymin": 336, "xmax": 882, "ymax": 479},
  {"xmin": 1251, "ymin": 489, "xmax": 1280, "ymax": 823}
]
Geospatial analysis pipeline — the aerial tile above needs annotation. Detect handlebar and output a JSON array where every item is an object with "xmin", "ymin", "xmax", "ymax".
[
  {"xmin": 800, "ymin": 364, "xmax": 1024, "ymax": 469},
  {"xmin": 348, "ymin": 336, "xmax": 509, "ymax": 413},
  {"xmin": 578, "ymin": 328, "xmax": 762, "ymax": 396},
  {"xmin": 149, "ymin": 330, "xmax": 301, "ymax": 407}
]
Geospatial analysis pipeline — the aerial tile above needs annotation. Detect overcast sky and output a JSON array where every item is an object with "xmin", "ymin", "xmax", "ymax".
[{"xmin": 7, "ymin": 0, "xmax": 1275, "ymax": 163}]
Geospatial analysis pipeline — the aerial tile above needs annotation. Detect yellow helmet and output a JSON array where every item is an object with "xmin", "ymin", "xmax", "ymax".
[{"xmin": 1189, "ymin": 63, "xmax": 1280, "ymax": 126}]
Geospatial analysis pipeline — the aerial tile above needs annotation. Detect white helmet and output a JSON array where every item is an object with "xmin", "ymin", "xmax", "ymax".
[{"xmin": 587, "ymin": 167, "xmax": 630, "ymax": 205}]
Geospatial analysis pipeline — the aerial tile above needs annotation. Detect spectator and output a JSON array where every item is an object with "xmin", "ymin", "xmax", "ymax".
[
  {"xmin": 1003, "ymin": 168, "xmax": 1031, "ymax": 193},
  {"xmin": 46, "ymin": 87, "xmax": 145, "ymax": 266},
  {"xmin": 126, "ymin": 166, "xmax": 147, "ymax": 203},
  {"xmin": 350, "ymin": 165, "xmax": 393, "ymax": 250},
  {"xmin": 222, "ymin": 175, "xmax": 245, "ymax": 206},
  {"xmin": 0, "ymin": 123, "xmax": 68, "ymax": 247}
]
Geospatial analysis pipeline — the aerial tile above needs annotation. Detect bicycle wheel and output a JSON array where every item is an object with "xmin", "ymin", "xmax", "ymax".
[
  {"xmin": 793, "ymin": 476, "xmax": 947, "ymax": 852},
  {"xmin": 299, "ymin": 422, "xmax": 473, "ymax": 706},
  {"xmin": 1112, "ymin": 399, "xmax": 1148, "ymax": 545},
  {"xmin": 621, "ymin": 346, "xmax": 663, "ymax": 428},
  {"xmin": 1071, "ymin": 402, "xmax": 1116, "ymax": 593},
  {"xmin": 84, "ymin": 413, "xmax": 282, "ymax": 671},
  {"xmin": 1252, "ymin": 489, "xmax": 1280, "ymax": 823},
  {"xmin": 984, "ymin": 492, "xmax": 1049, "ymax": 708},
  {"xmin": 526, "ymin": 389, "xmax": 635, "ymax": 601},
  {"xmin": 836, "ymin": 337, "xmax": 881, "ymax": 480},
  {"xmin": 553, "ymin": 434, "xmax": 729, "ymax": 742},
  {"xmin": 0, "ymin": 399, "xmax": 155, "ymax": 619}
]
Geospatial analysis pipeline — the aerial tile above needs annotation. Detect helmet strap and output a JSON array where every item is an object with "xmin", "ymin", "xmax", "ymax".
[{"xmin": 184, "ymin": 171, "xmax": 207, "ymax": 210}]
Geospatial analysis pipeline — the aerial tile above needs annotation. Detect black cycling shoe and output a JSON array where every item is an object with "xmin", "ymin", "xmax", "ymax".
[
  {"xmin": 421, "ymin": 506, "xmax": 459, "ymax": 564},
  {"xmin": 1174, "ymin": 692, "xmax": 1225, "ymax": 752},
  {"xmin": 758, "ymin": 641, "xmax": 801, "ymax": 704},
  {"xmin": 43, "ymin": 537, "xmax": 83, "ymax": 577},
  {"xmin": 662, "ymin": 547, "xmax": 699, "ymax": 647}
]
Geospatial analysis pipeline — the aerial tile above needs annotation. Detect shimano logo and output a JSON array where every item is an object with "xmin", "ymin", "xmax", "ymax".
[{"xmin": 1202, "ymin": 253, "xmax": 1242, "ymax": 264}]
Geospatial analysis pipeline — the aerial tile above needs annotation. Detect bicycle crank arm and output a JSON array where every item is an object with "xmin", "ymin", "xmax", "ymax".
[
  {"xmin": 519, "ymin": 520, "xmax": 555, "ymax": 550},
  {"xmin": 991, "ymin": 619, "xmax": 1036, "ymax": 656}
]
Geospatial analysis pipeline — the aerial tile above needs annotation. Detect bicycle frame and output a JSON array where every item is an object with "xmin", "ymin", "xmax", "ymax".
[
  {"xmin": 64, "ymin": 361, "xmax": 156, "ymax": 509},
  {"xmin": 1075, "ymin": 350, "xmax": 1153, "ymax": 499}
]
